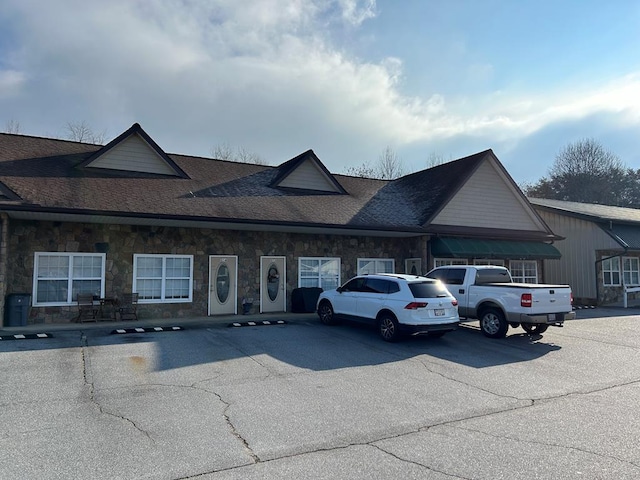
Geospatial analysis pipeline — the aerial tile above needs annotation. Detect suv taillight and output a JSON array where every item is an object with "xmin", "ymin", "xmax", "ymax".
[
  {"xmin": 521, "ymin": 293, "xmax": 532, "ymax": 307},
  {"xmin": 451, "ymin": 299, "xmax": 458, "ymax": 307},
  {"xmin": 405, "ymin": 302, "xmax": 428, "ymax": 310}
]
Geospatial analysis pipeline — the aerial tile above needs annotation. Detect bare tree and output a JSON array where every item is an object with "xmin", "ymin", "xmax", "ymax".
[
  {"xmin": 377, "ymin": 146, "xmax": 405, "ymax": 179},
  {"xmin": 343, "ymin": 161, "xmax": 376, "ymax": 178},
  {"xmin": 425, "ymin": 152, "xmax": 453, "ymax": 168},
  {"xmin": 66, "ymin": 121, "xmax": 106, "ymax": 144},
  {"xmin": 211, "ymin": 143, "xmax": 268, "ymax": 165},
  {"xmin": 3, "ymin": 119, "xmax": 22, "ymax": 134},
  {"xmin": 343, "ymin": 146, "xmax": 405, "ymax": 179}
]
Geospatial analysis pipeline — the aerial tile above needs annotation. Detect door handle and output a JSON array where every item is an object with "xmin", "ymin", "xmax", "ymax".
[{"xmin": 458, "ymin": 289, "xmax": 465, "ymax": 294}]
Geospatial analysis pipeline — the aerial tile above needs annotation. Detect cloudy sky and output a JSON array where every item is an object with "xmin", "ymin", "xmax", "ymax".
[{"xmin": 1, "ymin": 0, "xmax": 639, "ymax": 184}]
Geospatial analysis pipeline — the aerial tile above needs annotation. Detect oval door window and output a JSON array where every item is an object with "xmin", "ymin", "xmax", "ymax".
[
  {"xmin": 216, "ymin": 264, "xmax": 230, "ymax": 304},
  {"xmin": 267, "ymin": 264, "xmax": 280, "ymax": 302}
]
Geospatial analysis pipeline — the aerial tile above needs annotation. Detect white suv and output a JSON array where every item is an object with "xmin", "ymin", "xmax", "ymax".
[{"xmin": 316, "ymin": 274, "xmax": 459, "ymax": 342}]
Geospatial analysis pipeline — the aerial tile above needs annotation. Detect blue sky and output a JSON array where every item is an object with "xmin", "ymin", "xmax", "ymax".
[{"xmin": 1, "ymin": 0, "xmax": 639, "ymax": 185}]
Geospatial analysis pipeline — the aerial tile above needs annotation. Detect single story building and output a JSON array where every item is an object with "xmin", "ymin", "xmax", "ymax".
[
  {"xmin": 0, "ymin": 123, "xmax": 563, "ymax": 324},
  {"xmin": 530, "ymin": 197, "xmax": 640, "ymax": 305}
]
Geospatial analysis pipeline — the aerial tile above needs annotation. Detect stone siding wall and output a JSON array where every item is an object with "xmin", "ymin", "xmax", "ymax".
[{"xmin": 5, "ymin": 219, "xmax": 426, "ymax": 324}]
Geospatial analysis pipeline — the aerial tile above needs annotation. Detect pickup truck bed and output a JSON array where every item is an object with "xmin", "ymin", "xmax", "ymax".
[{"xmin": 427, "ymin": 265, "xmax": 576, "ymax": 338}]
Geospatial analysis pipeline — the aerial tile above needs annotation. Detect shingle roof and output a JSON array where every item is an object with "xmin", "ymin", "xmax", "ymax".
[
  {"xmin": 529, "ymin": 198, "xmax": 640, "ymax": 224},
  {"xmin": 0, "ymin": 127, "xmax": 517, "ymax": 236}
]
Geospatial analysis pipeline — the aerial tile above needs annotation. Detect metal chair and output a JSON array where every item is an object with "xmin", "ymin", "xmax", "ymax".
[
  {"xmin": 118, "ymin": 293, "xmax": 139, "ymax": 321},
  {"xmin": 76, "ymin": 293, "xmax": 98, "ymax": 322}
]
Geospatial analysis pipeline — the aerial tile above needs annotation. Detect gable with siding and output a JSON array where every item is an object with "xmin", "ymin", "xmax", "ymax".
[
  {"xmin": 86, "ymin": 133, "xmax": 178, "ymax": 175},
  {"xmin": 277, "ymin": 158, "xmax": 342, "ymax": 192},
  {"xmin": 431, "ymin": 158, "xmax": 547, "ymax": 232}
]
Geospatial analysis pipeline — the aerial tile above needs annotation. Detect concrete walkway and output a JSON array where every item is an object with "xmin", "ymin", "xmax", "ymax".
[{"xmin": 0, "ymin": 311, "xmax": 319, "ymax": 335}]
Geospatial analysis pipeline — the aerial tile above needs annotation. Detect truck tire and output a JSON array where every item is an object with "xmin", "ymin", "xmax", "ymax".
[
  {"xmin": 479, "ymin": 308, "xmax": 509, "ymax": 339},
  {"xmin": 522, "ymin": 323, "xmax": 548, "ymax": 334}
]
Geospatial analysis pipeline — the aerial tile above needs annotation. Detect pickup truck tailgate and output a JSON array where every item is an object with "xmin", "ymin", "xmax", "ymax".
[{"xmin": 516, "ymin": 284, "xmax": 572, "ymax": 313}]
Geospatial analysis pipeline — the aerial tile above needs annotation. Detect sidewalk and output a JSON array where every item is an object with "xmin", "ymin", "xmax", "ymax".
[{"xmin": 0, "ymin": 312, "xmax": 319, "ymax": 335}]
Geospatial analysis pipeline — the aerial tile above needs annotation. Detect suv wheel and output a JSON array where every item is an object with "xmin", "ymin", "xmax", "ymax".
[
  {"xmin": 318, "ymin": 301, "xmax": 337, "ymax": 325},
  {"xmin": 378, "ymin": 314, "xmax": 401, "ymax": 342}
]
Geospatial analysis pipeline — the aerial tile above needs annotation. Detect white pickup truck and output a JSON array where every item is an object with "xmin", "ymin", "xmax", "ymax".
[{"xmin": 426, "ymin": 265, "xmax": 575, "ymax": 338}]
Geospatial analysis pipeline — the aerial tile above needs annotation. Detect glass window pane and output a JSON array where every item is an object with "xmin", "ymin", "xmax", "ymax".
[
  {"xmin": 165, "ymin": 279, "xmax": 190, "ymax": 299},
  {"xmin": 137, "ymin": 278, "xmax": 162, "ymax": 300},
  {"xmin": 38, "ymin": 255, "xmax": 69, "ymax": 278},
  {"xmin": 36, "ymin": 280, "xmax": 68, "ymax": 303}
]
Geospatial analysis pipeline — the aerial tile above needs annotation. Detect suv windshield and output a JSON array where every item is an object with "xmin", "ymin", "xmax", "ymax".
[{"xmin": 408, "ymin": 281, "xmax": 450, "ymax": 299}]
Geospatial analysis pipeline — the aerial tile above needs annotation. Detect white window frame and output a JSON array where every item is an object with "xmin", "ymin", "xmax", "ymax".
[
  {"xmin": 133, "ymin": 254, "xmax": 193, "ymax": 303},
  {"xmin": 357, "ymin": 258, "xmax": 395, "ymax": 275},
  {"xmin": 298, "ymin": 257, "xmax": 341, "ymax": 290},
  {"xmin": 509, "ymin": 260, "xmax": 538, "ymax": 284},
  {"xmin": 474, "ymin": 259, "xmax": 505, "ymax": 266},
  {"xmin": 33, "ymin": 252, "xmax": 106, "ymax": 307},
  {"xmin": 622, "ymin": 256, "xmax": 640, "ymax": 286},
  {"xmin": 602, "ymin": 257, "xmax": 621, "ymax": 286},
  {"xmin": 434, "ymin": 258, "xmax": 468, "ymax": 268}
]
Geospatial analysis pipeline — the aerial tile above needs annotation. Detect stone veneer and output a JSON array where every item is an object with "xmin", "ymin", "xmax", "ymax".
[{"xmin": 4, "ymin": 219, "xmax": 426, "ymax": 324}]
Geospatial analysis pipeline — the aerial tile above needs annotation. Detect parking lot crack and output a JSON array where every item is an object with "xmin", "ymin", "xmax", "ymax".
[
  {"xmin": 415, "ymin": 358, "xmax": 531, "ymax": 403},
  {"xmin": 80, "ymin": 334, "xmax": 155, "ymax": 444},
  {"xmin": 198, "ymin": 387, "xmax": 260, "ymax": 464},
  {"xmin": 450, "ymin": 424, "xmax": 640, "ymax": 470},
  {"xmin": 370, "ymin": 444, "xmax": 472, "ymax": 479}
]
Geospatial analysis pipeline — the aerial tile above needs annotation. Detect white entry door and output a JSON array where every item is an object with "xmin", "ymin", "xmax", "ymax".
[
  {"xmin": 209, "ymin": 255, "xmax": 238, "ymax": 315},
  {"xmin": 260, "ymin": 256, "xmax": 286, "ymax": 313}
]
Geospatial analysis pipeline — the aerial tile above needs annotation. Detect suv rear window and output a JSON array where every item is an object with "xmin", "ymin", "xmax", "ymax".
[
  {"xmin": 364, "ymin": 278, "xmax": 400, "ymax": 294},
  {"xmin": 408, "ymin": 281, "xmax": 450, "ymax": 298}
]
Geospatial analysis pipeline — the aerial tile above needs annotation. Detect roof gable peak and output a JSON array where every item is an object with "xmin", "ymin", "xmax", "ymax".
[
  {"xmin": 79, "ymin": 123, "xmax": 189, "ymax": 178},
  {"xmin": 270, "ymin": 149, "xmax": 347, "ymax": 194}
]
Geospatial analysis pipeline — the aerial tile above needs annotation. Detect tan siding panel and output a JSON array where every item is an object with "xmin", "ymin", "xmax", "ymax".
[
  {"xmin": 279, "ymin": 160, "xmax": 339, "ymax": 192},
  {"xmin": 433, "ymin": 160, "xmax": 542, "ymax": 230},
  {"xmin": 539, "ymin": 210, "xmax": 619, "ymax": 300},
  {"xmin": 90, "ymin": 135, "xmax": 176, "ymax": 175}
]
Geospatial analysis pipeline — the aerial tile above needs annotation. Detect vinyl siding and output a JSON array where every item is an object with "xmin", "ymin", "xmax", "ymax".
[
  {"xmin": 278, "ymin": 160, "xmax": 340, "ymax": 192},
  {"xmin": 88, "ymin": 134, "xmax": 177, "ymax": 175},
  {"xmin": 432, "ymin": 159, "xmax": 544, "ymax": 231},
  {"xmin": 538, "ymin": 210, "xmax": 619, "ymax": 300}
]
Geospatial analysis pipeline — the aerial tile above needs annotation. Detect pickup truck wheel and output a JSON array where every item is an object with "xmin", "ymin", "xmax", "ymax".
[
  {"xmin": 522, "ymin": 323, "xmax": 548, "ymax": 334},
  {"xmin": 378, "ymin": 314, "xmax": 401, "ymax": 342},
  {"xmin": 479, "ymin": 308, "xmax": 509, "ymax": 339},
  {"xmin": 318, "ymin": 301, "xmax": 337, "ymax": 325}
]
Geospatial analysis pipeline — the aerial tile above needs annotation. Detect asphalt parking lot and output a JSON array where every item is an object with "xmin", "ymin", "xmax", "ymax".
[{"xmin": 1, "ymin": 307, "xmax": 639, "ymax": 479}]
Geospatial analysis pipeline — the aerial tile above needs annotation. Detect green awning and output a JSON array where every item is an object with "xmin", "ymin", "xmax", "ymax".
[{"xmin": 430, "ymin": 237, "xmax": 561, "ymax": 260}]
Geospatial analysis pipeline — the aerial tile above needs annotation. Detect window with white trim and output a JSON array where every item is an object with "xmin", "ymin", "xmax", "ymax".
[
  {"xmin": 298, "ymin": 257, "xmax": 340, "ymax": 290},
  {"xmin": 509, "ymin": 260, "xmax": 538, "ymax": 283},
  {"xmin": 133, "ymin": 254, "xmax": 193, "ymax": 303},
  {"xmin": 357, "ymin": 258, "xmax": 395, "ymax": 275},
  {"xmin": 622, "ymin": 256, "xmax": 640, "ymax": 285},
  {"xmin": 434, "ymin": 258, "xmax": 468, "ymax": 268},
  {"xmin": 474, "ymin": 259, "xmax": 505, "ymax": 266},
  {"xmin": 602, "ymin": 257, "xmax": 621, "ymax": 286},
  {"xmin": 33, "ymin": 252, "xmax": 105, "ymax": 306}
]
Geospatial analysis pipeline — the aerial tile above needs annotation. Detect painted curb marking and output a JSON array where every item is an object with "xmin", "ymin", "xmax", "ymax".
[
  {"xmin": 0, "ymin": 333, "xmax": 53, "ymax": 340},
  {"xmin": 229, "ymin": 320, "xmax": 287, "ymax": 328},
  {"xmin": 111, "ymin": 326, "xmax": 184, "ymax": 335}
]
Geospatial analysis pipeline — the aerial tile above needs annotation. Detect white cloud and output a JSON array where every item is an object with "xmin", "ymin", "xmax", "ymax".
[
  {"xmin": 0, "ymin": 70, "xmax": 25, "ymax": 97},
  {"xmin": 1, "ymin": 0, "xmax": 639, "ymax": 176}
]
